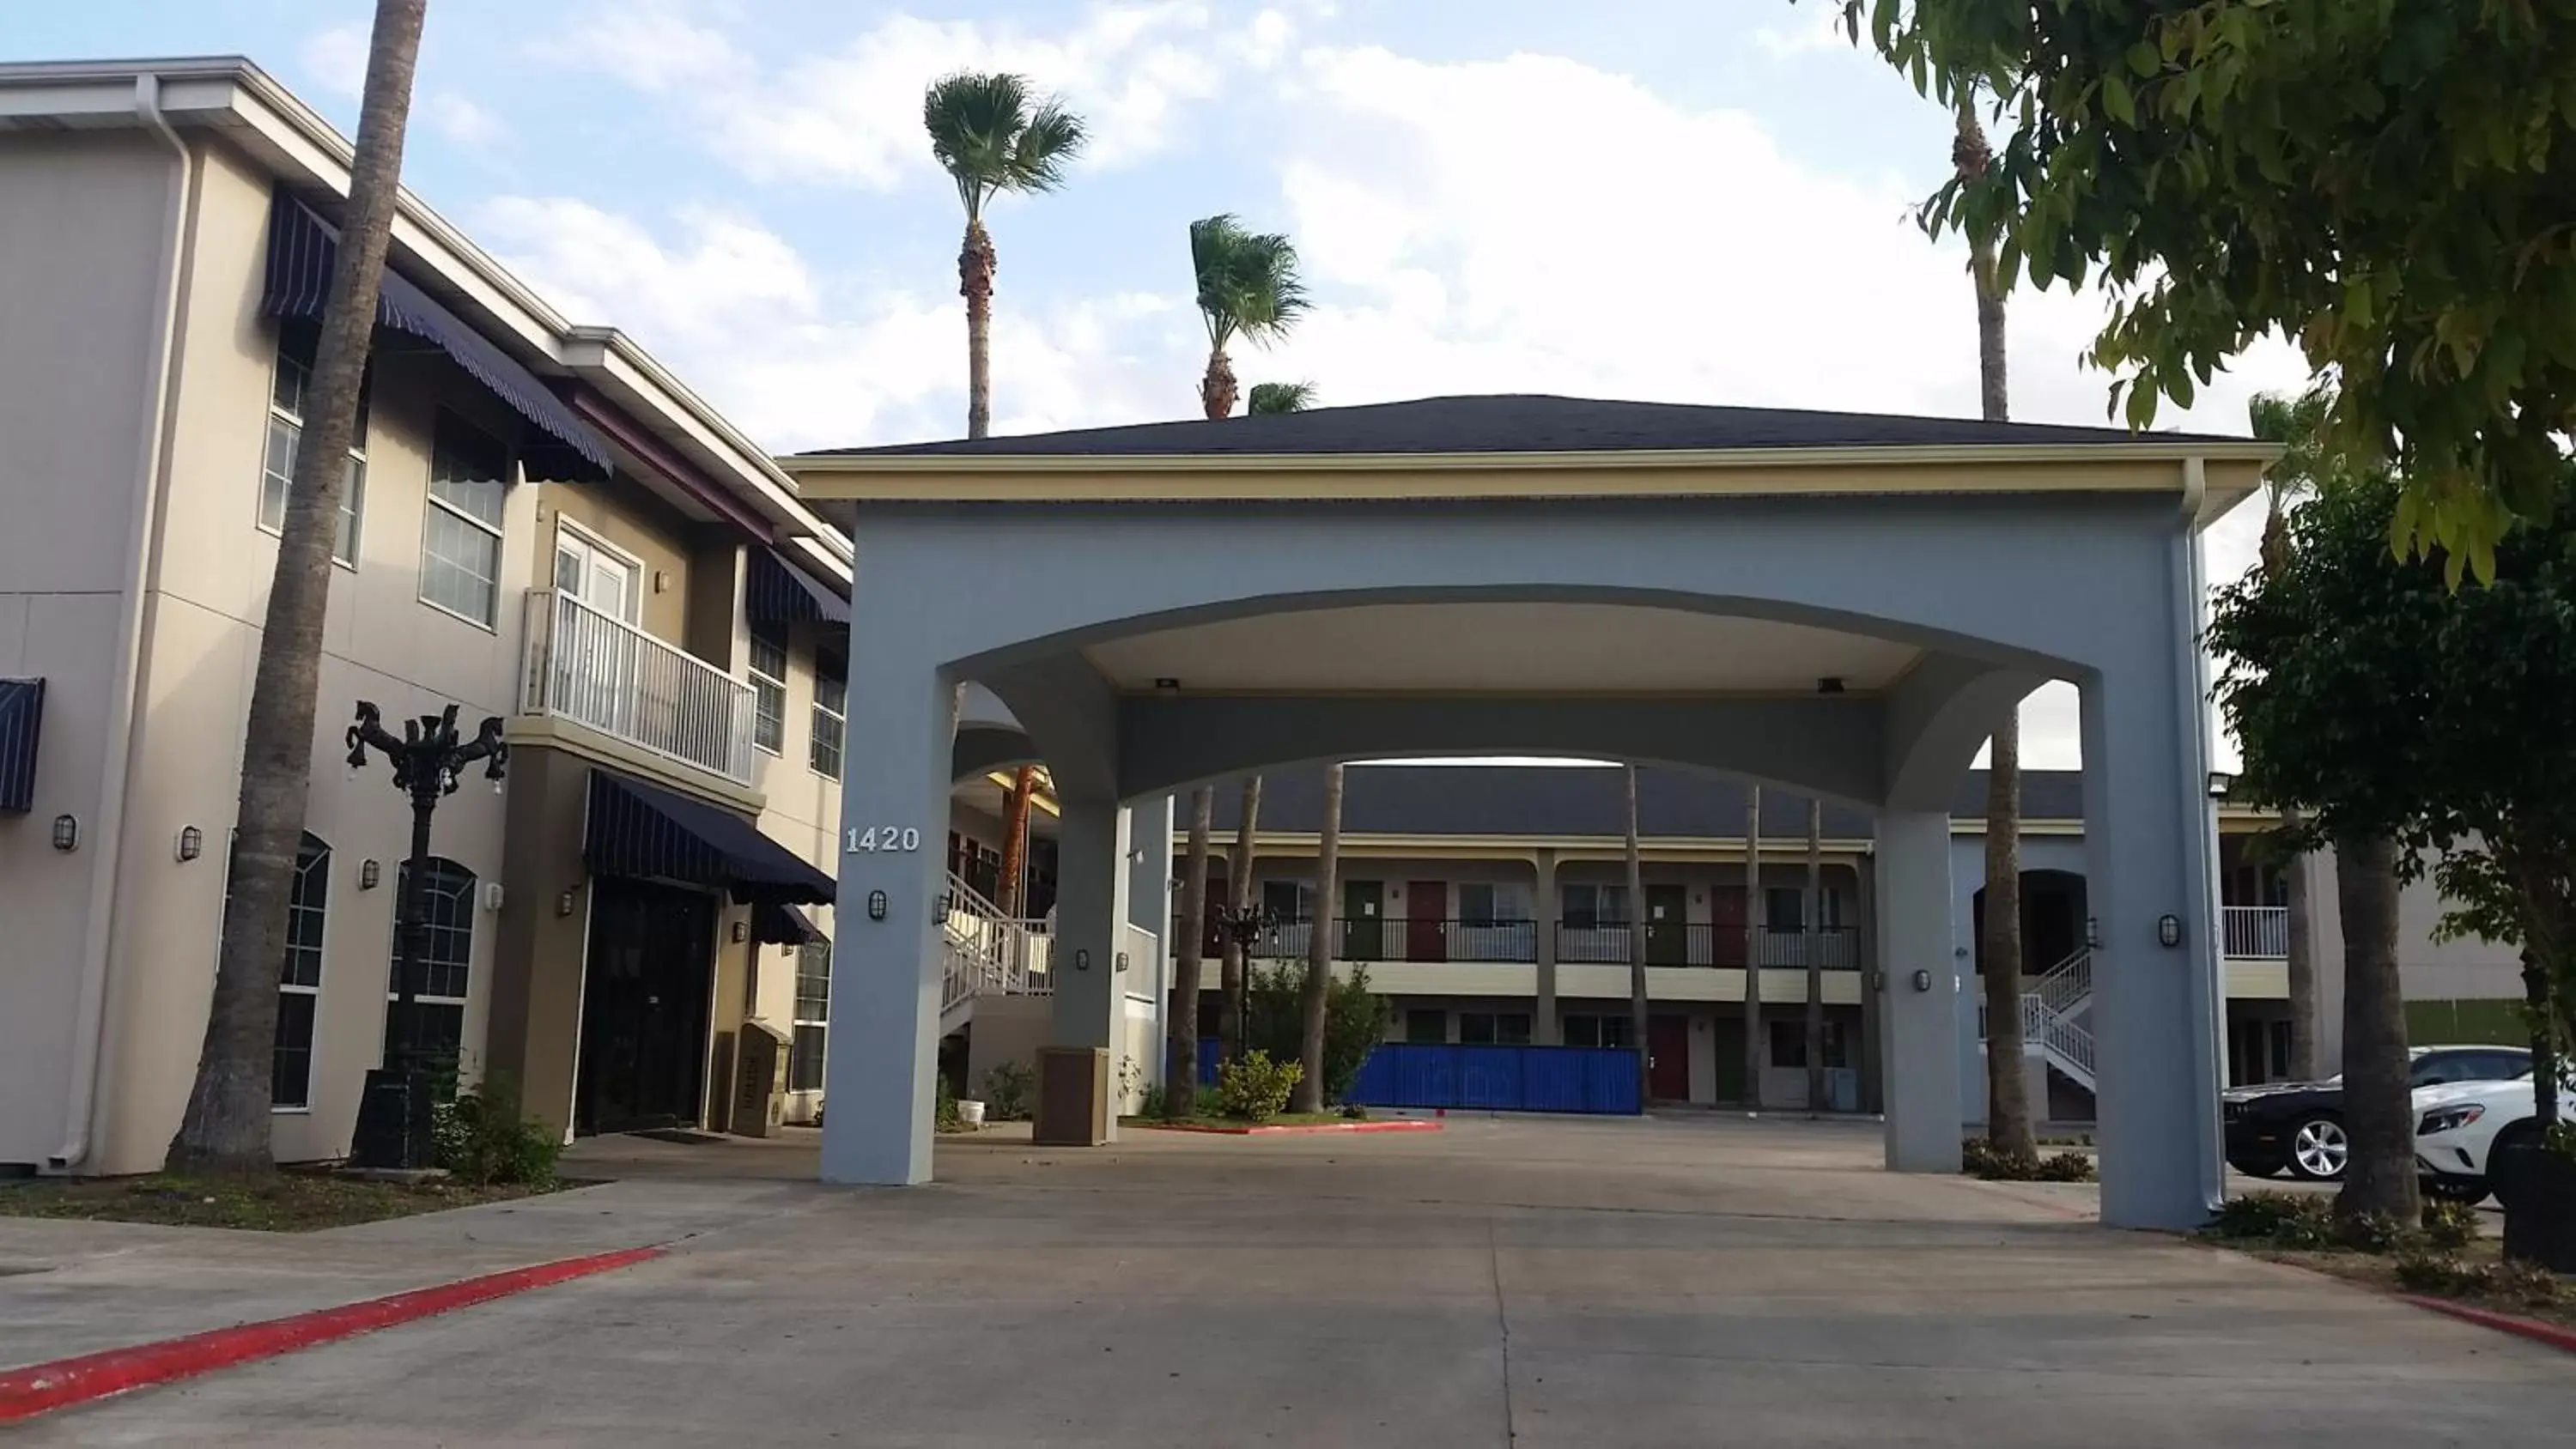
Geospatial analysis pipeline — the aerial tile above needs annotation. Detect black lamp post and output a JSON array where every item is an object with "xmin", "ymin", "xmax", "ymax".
[
  {"xmin": 346, "ymin": 701, "xmax": 507, "ymax": 1171},
  {"xmin": 1210, "ymin": 904, "xmax": 1273, "ymax": 1066}
]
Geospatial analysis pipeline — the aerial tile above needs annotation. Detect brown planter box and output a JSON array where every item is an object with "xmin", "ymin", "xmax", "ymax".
[
  {"xmin": 1032, "ymin": 1046, "xmax": 1110, "ymax": 1146},
  {"xmin": 2495, "ymin": 1143, "xmax": 2576, "ymax": 1272}
]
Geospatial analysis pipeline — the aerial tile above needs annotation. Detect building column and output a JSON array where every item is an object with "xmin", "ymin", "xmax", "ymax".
[
  {"xmin": 819, "ymin": 663, "xmax": 957, "ymax": 1187},
  {"xmin": 1854, "ymin": 856, "xmax": 1882, "ymax": 1113},
  {"xmin": 1877, "ymin": 810, "xmax": 1960, "ymax": 1173},
  {"xmin": 1050, "ymin": 793, "xmax": 1132, "ymax": 1139},
  {"xmin": 1128, "ymin": 794, "xmax": 1175, "ymax": 1087},
  {"xmin": 1534, "ymin": 847, "xmax": 1559, "ymax": 1045}
]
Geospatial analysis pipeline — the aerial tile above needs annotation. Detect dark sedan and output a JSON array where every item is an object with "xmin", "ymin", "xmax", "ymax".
[{"xmin": 2223, "ymin": 1044, "xmax": 2531, "ymax": 1181}]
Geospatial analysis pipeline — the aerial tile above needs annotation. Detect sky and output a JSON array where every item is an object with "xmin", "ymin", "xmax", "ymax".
[{"xmin": 7, "ymin": 0, "xmax": 2312, "ymax": 770}]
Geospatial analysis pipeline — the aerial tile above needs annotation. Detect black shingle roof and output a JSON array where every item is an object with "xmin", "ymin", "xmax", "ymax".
[
  {"xmin": 802, "ymin": 394, "xmax": 2244, "ymax": 459},
  {"xmin": 1200, "ymin": 764, "xmax": 2081, "ymax": 840}
]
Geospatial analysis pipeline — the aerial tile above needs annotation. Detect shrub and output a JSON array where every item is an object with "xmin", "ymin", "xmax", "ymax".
[
  {"xmin": 2421, "ymin": 1199, "xmax": 2480, "ymax": 1252},
  {"xmin": 1216, "ymin": 1050, "xmax": 1303, "ymax": 1122},
  {"xmin": 2205, "ymin": 1191, "xmax": 2333, "ymax": 1246},
  {"xmin": 2394, "ymin": 1252, "xmax": 2565, "ymax": 1307},
  {"xmin": 935, "ymin": 1074, "xmax": 964, "ymax": 1131},
  {"xmin": 1960, "ymin": 1139, "xmax": 2096, "ymax": 1182},
  {"xmin": 429, "ymin": 1076, "xmax": 559, "ymax": 1187},
  {"xmin": 2333, "ymin": 1210, "xmax": 2410, "ymax": 1255},
  {"xmin": 982, "ymin": 1061, "xmax": 1034, "ymax": 1122},
  {"xmin": 2394, "ymin": 1251, "xmax": 2479, "ymax": 1294},
  {"xmin": 1242, "ymin": 963, "xmax": 1388, "ymax": 1104},
  {"xmin": 2032, "ymin": 1150, "xmax": 2097, "ymax": 1182},
  {"xmin": 1139, "ymin": 1082, "xmax": 1170, "ymax": 1121}
]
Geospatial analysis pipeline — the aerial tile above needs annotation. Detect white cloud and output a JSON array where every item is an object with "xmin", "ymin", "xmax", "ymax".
[
  {"xmin": 1753, "ymin": 15, "xmax": 1856, "ymax": 59},
  {"xmin": 299, "ymin": 23, "xmax": 368, "ymax": 99},
  {"xmin": 427, "ymin": 93, "xmax": 507, "ymax": 147}
]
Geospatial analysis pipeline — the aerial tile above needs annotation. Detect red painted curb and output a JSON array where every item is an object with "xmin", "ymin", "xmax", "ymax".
[
  {"xmin": 2398, "ymin": 1294, "xmax": 2576, "ymax": 1355},
  {"xmin": 0, "ymin": 1243, "xmax": 665, "ymax": 1425},
  {"xmin": 1138, "ymin": 1119, "xmax": 1443, "ymax": 1136}
]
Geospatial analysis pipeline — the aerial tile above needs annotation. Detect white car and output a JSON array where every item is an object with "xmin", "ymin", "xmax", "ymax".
[{"xmin": 2413, "ymin": 1072, "xmax": 2576, "ymax": 1203}]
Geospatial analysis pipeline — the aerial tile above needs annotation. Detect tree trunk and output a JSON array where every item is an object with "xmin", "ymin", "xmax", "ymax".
[
  {"xmin": 2522, "ymin": 946, "xmax": 2559, "ymax": 1132},
  {"xmin": 1200, "ymin": 347, "xmax": 1238, "ymax": 420},
  {"xmin": 2333, "ymin": 834, "xmax": 2420, "ymax": 1225},
  {"xmin": 167, "ymin": 0, "xmax": 427, "ymax": 1177},
  {"xmin": 1983, "ymin": 718, "xmax": 2037, "ymax": 1156},
  {"xmin": 1170, "ymin": 786, "xmax": 1213, "ymax": 1117},
  {"xmin": 1805, "ymin": 797, "xmax": 1827, "ymax": 1116},
  {"xmin": 1222, "ymin": 775, "xmax": 1261, "ymax": 1062},
  {"xmin": 1625, "ymin": 767, "xmax": 1649, "ymax": 1104},
  {"xmin": 1295, "ymin": 764, "xmax": 1343, "ymax": 1113},
  {"xmin": 1742, "ymin": 787, "xmax": 1764, "ymax": 1107},
  {"xmin": 960, "ymin": 218, "xmax": 995, "ymax": 440},
  {"xmin": 2282, "ymin": 805, "xmax": 2321, "ymax": 1081},
  {"xmin": 996, "ymin": 765, "xmax": 1036, "ymax": 915}
]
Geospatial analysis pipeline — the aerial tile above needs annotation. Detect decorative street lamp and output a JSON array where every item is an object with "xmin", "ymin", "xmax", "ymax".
[{"xmin": 346, "ymin": 701, "xmax": 507, "ymax": 1171}]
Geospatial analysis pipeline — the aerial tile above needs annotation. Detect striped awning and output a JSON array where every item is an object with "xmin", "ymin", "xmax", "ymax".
[
  {"xmin": 583, "ymin": 768, "xmax": 832, "ymax": 906},
  {"xmin": 754, "ymin": 901, "xmax": 826, "ymax": 946},
  {"xmin": 0, "ymin": 678, "xmax": 40, "ymax": 814},
  {"xmin": 748, "ymin": 548, "xmax": 849, "ymax": 627},
  {"xmin": 260, "ymin": 191, "xmax": 611, "ymax": 479}
]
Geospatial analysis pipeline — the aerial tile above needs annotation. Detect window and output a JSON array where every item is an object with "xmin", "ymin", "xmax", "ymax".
[
  {"xmin": 258, "ymin": 323, "xmax": 368, "ymax": 566},
  {"xmin": 790, "ymin": 939, "xmax": 830, "ymax": 1091},
  {"xmin": 809, "ymin": 646, "xmax": 846, "ymax": 778},
  {"xmin": 1563, "ymin": 1014, "xmax": 1635, "ymax": 1050},
  {"xmin": 1459, "ymin": 1011, "xmax": 1533, "ymax": 1046},
  {"xmin": 1764, "ymin": 886, "xmax": 1806, "ymax": 931},
  {"xmin": 421, "ymin": 415, "xmax": 511, "ymax": 627},
  {"xmin": 749, "ymin": 622, "xmax": 788, "ymax": 755},
  {"xmin": 385, "ymin": 858, "xmax": 476, "ymax": 1069},
  {"xmin": 1457, "ymin": 882, "xmax": 1528, "ymax": 925},
  {"xmin": 1404, "ymin": 1008, "xmax": 1448, "ymax": 1044},
  {"xmin": 1261, "ymin": 878, "xmax": 1315, "ymax": 922},
  {"xmin": 1560, "ymin": 882, "xmax": 1628, "ymax": 929},
  {"xmin": 1768, "ymin": 1017, "xmax": 1850, "ymax": 1070},
  {"xmin": 271, "ymin": 834, "xmax": 330, "ymax": 1110}
]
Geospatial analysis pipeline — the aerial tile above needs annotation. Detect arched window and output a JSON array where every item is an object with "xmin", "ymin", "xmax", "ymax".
[
  {"xmin": 386, "ymin": 858, "xmax": 476, "ymax": 1070},
  {"xmin": 790, "ymin": 938, "xmax": 831, "ymax": 1092},
  {"xmin": 272, "ymin": 833, "xmax": 330, "ymax": 1110}
]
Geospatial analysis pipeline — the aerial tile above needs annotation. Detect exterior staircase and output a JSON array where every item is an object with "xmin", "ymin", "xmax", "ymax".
[
  {"xmin": 1978, "ymin": 947, "xmax": 2096, "ymax": 1094},
  {"xmin": 938, "ymin": 871, "xmax": 1050, "ymax": 1035}
]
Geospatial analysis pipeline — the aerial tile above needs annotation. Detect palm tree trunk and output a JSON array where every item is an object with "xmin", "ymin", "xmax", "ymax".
[
  {"xmin": 1222, "ymin": 775, "xmax": 1262, "ymax": 1061},
  {"xmin": 1983, "ymin": 720, "xmax": 2037, "ymax": 1156},
  {"xmin": 1200, "ymin": 348, "xmax": 1238, "ymax": 420},
  {"xmin": 167, "ymin": 0, "xmax": 426, "ymax": 1176},
  {"xmin": 1625, "ymin": 767, "xmax": 1649, "ymax": 1104},
  {"xmin": 1170, "ymin": 786, "xmax": 1213, "ymax": 1117},
  {"xmin": 1294, "ymin": 764, "xmax": 1343, "ymax": 1113},
  {"xmin": 2283, "ymin": 805, "xmax": 2321, "ymax": 1081},
  {"xmin": 960, "ymin": 219, "xmax": 995, "ymax": 440},
  {"xmin": 2333, "ymin": 834, "xmax": 2420, "ymax": 1224},
  {"xmin": 997, "ymin": 765, "xmax": 1036, "ymax": 916},
  {"xmin": 1806, "ymin": 797, "xmax": 1827, "ymax": 1115},
  {"xmin": 1742, "ymin": 787, "xmax": 1763, "ymax": 1107}
]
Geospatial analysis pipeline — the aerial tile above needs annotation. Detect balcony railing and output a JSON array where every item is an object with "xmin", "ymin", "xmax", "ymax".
[
  {"xmin": 2221, "ymin": 905, "xmax": 2290, "ymax": 960},
  {"xmin": 519, "ymin": 589, "xmax": 756, "ymax": 785},
  {"xmin": 1187, "ymin": 917, "xmax": 1857, "ymax": 968}
]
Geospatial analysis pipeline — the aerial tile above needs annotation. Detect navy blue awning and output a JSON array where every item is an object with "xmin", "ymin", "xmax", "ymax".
[
  {"xmin": 584, "ymin": 768, "xmax": 832, "ymax": 906},
  {"xmin": 0, "ymin": 678, "xmax": 41, "ymax": 814},
  {"xmin": 754, "ymin": 901, "xmax": 826, "ymax": 947},
  {"xmin": 747, "ymin": 548, "xmax": 849, "ymax": 627},
  {"xmin": 261, "ymin": 192, "xmax": 612, "ymax": 479}
]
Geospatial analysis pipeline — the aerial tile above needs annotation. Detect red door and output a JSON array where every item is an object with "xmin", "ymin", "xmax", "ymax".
[
  {"xmin": 1647, "ymin": 1015, "xmax": 1692, "ymax": 1101},
  {"xmin": 1406, "ymin": 882, "xmax": 1447, "ymax": 961},
  {"xmin": 1709, "ymin": 889, "xmax": 1747, "ymax": 967}
]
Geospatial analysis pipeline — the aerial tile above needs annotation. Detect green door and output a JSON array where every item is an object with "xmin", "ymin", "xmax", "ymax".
[
  {"xmin": 1342, "ymin": 879, "xmax": 1384, "ymax": 961},
  {"xmin": 1645, "ymin": 883, "xmax": 1689, "ymax": 965}
]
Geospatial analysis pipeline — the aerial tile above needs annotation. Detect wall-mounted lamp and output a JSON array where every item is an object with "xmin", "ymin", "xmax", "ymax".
[
  {"xmin": 1074, "ymin": 949, "xmax": 1091, "ymax": 972},
  {"xmin": 1115, "ymin": 951, "xmax": 1130, "ymax": 973},
  {"xmin": 50, "ymin": 814, "xmax": 77, "ymax": 852},
  {"xmin": 556, "ymin": 890, "xmax": 576, "ymax": 918},
  {"xmin": 361, "ymin": 858, "xmax": 381, "ymax": 890},
  {"xmin": 2158, "ymin": 913, "xmax": 2183, "ymax": 949},
  {"xmin": 1868, "ymin": 970, "xmax": 1886, "ymax": 992},
  {"xmin": 2085, "ymin": 916, "xmax": 2101, "ymax": 949},
  {"xmin": 174, "ymin": 825, "xmax": 204, "ymax": 862},
  {"xmin": 481, "ymin": 882, "xmax": 506, "ymax": 913},
  {"xmin": 1911, "ymin": 968, "xmax": 1932, "ymax": 992},
  {"xmin": 1153, "ymin": 677, "xmax": 1181, "ymax": 693},
  {"xmin": 867, "ymin": 889, "xmax": 888, "ymax": 921},
  {"xmin": 730, "ymin": 919, "xmax": 749, "ymax": 943},
  {"xmin": 653, "ymin": 569, "xmax": 671, "ymax": 594}
]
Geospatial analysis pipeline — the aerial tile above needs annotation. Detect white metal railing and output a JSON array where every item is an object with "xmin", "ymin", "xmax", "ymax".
[
  {"xmin": 2032, "ymin": 948, "xmax": 2092, "ymax": 1016},
  {"xmin": 2222, "ymin": 905, "xmax": 2290, "ymax": 959},
  {"xmin": 2020, "ymin": 991, "xmax": 2097, "ymax": 1086},
  {"xmin": 939, "ymin": 870, "xmax": 1051, "ymax": 1017},
  {"xmin": 519, "ymin": 590, "xmax": 756, "ymax": 785}
]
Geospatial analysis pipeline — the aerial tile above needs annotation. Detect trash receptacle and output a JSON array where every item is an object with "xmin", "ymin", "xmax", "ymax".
[{"xmin": 732, "ymin": 1020, "xmax": 791, "ymax": 1137}]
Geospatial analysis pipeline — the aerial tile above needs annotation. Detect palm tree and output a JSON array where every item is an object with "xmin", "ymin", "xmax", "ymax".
[
  {"xmin": 167, "ymin": 0, "xmax": 428, "ymax": 1175},
  {"xmin": 1625, "ymin": 766, "xmax": 1649, "ymax": 1103},
  {"xmin": 924, "ymin": 73, "xmax": 1086, "ymax": 440},
  {"xmin": 1955, "ymin": 97, "xmax": 2039, "ymax": 1160},
  {"xmin": 1190, "ymin": 215, "xmax": 1309, "ymax": 419},
  {"xmin": 1293, "ymin": 763, "xmax": 1344, "ymax": 1113},
  {"xmin": 1170, "ymin": 786, "xmax": 1214, "ymax": 1117},
  {"xmin": 1222, "ymin": 775, "xmax": 1263, "ymax": 1061},
  {"xmin": 1248, "ymin": 382, "xmax": 1315, "ymax": 415},
  {"xmin": 996, "ymin": 766, "xmax": 1037, "ymax": 915}
]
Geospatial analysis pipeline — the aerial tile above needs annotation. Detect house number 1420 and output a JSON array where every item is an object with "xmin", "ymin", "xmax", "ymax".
[{"xmin": 846, "ymin": 826, "xmax": 922, "ymax": 853}]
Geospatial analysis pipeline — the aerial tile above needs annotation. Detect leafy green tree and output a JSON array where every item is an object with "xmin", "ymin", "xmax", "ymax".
[
  {"xmin": 1248, "ymin": 381, "xmax": 1316, "ymax": 415},
  {"xmin": 1245, "ymin": 962, "xmax": 1388, "ymax": 1105},
  {"xmin": 1838, "ymin": 0, "xmax": 2576, "ymax": 576},
  {"xmin": 924, "ymin": 73, "xmax": 1086, "ymax": 440},
  {"xmin": 1190, "ymin": 215, "xmax": 1309, "ymax": 419}
]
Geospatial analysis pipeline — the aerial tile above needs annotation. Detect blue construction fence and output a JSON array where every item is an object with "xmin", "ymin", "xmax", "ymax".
[{"xmin": 1171, "ymin": 1040, "xmax": 1642, "ymax": 1115}]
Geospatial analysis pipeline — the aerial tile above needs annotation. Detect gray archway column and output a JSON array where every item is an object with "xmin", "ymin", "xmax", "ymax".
[
  {"xmin": 820, "ymin": 652, "xmax": 957, "ymax": 1187},
  {"xmin": 1876, "ymin": 811, "xmax": 1959, "ymax": 1172},
  {"xmin": 1050, "ymin": 794, "xmax": 1132, "ymax": 1132}
]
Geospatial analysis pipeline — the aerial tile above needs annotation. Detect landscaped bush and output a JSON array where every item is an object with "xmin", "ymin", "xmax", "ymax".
[
  {"xmin": 2334, "ymin": 1209, "xmax": 2411, "ymax": 1255},
  {"xmin": 982, "ymin": 1061, "xmax": 1034, "ymax": 1122},
  {"xmin": 1242, "ymin": 963, "xmax": 1388, "ymax": 1104},
  {"xmin": 1216, "ymin": 1050, "xmax": 1303, "ymax": 1122},
  {"xmin": 935, "ymin": 1074, "xmax": 964, "ymax": 1132},
  {"xmin": 2421, "ymin": 1198, "xmax": 2481, "ymax": 1252},
  {"xmin": 429, "ymin": 1076, "xmax": 560, "ymax": 1187},
  {"xmin": 2395, "ymin": 1252, "xmax": 2565, "ymax": 1307},
  {"xmin": 2205, "ymin": 1191, "xmax": 2334, "ymax": 1246},
  {"xmin": 1960, "ymin": 1138, "xmax": 2097, "ymax": 1182}
]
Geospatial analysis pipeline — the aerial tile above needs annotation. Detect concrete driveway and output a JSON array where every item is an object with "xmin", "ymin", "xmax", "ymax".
[{"xmin": 20, "ymin": 1115, "xmax": 2570, "ymax": 1446}]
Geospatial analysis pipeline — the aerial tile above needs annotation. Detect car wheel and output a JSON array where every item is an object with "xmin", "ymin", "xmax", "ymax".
[
  {"xmin": 2284, "ymin": 1113, "xmax": 2349, "ymax": 1181},
  {"xmin": 2228, "ymin": 1155, "xmax": 2285, "ymax": 1179},
  {"xmin": 2421, "ymin": 1174, "xmax": 2490, "ymax": 1205}
]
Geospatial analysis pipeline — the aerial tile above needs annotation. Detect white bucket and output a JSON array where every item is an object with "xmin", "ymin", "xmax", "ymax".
[{"xmin": 957, "ymin": 1099, "xmax": 987, "ymax": 1127}]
